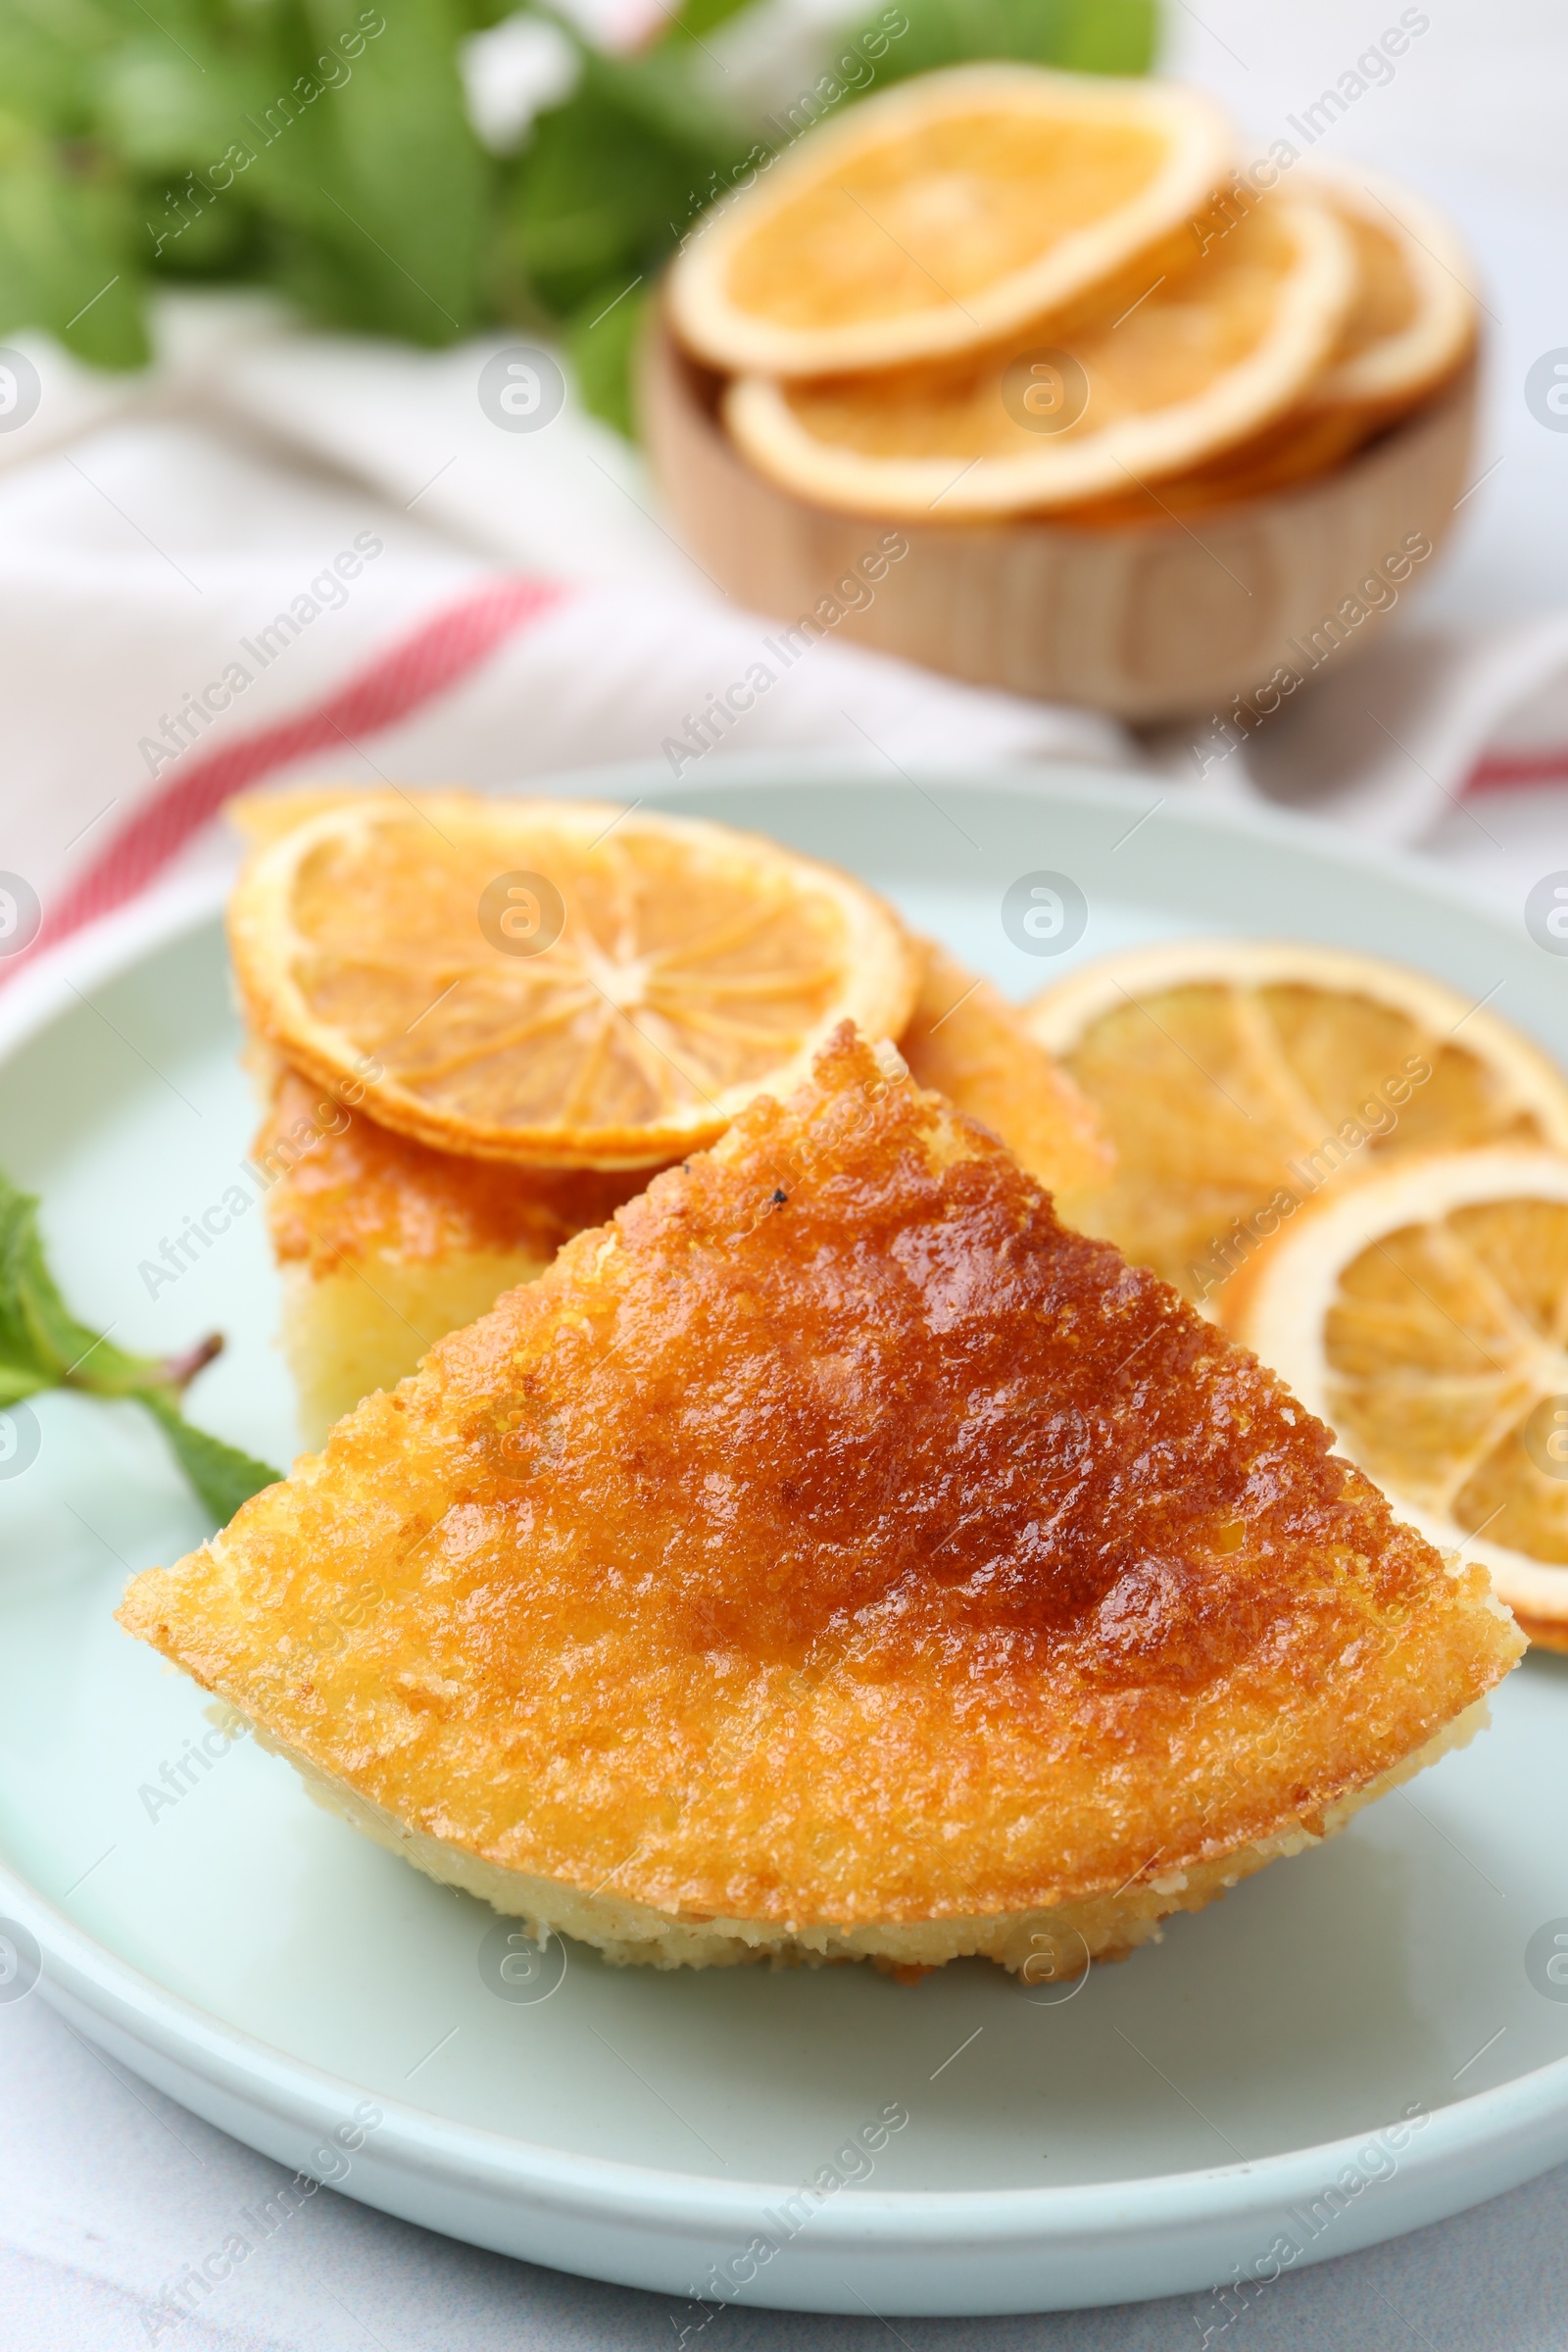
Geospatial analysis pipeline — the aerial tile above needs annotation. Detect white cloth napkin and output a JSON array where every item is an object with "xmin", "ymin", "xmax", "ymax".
[
  {"xmin": 2, "ymin": 253, "xmax": 1567, "ymax": 970},
  {"xmin": 0, "ymin": 308, "xmax": 1131, "ymax": 970}
]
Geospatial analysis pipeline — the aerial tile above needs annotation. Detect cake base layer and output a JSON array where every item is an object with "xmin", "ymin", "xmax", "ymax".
[{"xmin": 238, "ymin": 1699, "xmax": 1491, "ymax": 1975}]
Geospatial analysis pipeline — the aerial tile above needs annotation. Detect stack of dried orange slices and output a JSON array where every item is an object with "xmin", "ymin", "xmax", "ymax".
[
  {"xmin": 1025, "ymin": 938, "xmax": 1568, "ymax": 1650},
  {"xmin": 227, "ymin": 788, "xmax": 1108, "ymax": 1443},
  {"xmin": 664, "ymin": 67, "xmax": 1479, "ymax": 522}
]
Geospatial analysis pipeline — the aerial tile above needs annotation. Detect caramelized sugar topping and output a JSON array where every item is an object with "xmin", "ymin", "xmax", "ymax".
[
  {"xmin": 455, "ymin": 1033, "xmax": 1433, "ymax": 1697},
  {"xmin": 258, "ymin": 1063, "xmax": 646, "ymax": 1271}
]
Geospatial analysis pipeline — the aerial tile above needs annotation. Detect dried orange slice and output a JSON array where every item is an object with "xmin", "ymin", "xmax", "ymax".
[
  {"xmin": 228, "ymin": 793, "xmax": 917, "ymax": 1170},
  {"xmin": 1302, "ymin": 161, "xmax": 1478, "ymax": 415},
  {"xmin": 668, "ymin": 64, "xmax": 1234, "ymax": 379},
  {"xmin": 1044, "ymin": 402, "xmax": 1374, "ymax": 524},
  {"xmin": 723, "ymin": 197, "xmax": 1353, "ymax": 519},
  {"xmin": 1232, "ymin": 1149, "xmax": 1568, "ymax": 1649},
  {"xmin": 1024, "ymin": 939, "xmax": 1568, "ymax": 1311},
  {"xmin": 1057, "ymin": 170, "xmax": 1477, "ymax": 523}
]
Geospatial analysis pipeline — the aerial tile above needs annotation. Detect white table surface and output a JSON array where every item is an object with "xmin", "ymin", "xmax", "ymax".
[{"xmin": 6, "ymin": 2, "xmax": 1568, "ymax": 2342}]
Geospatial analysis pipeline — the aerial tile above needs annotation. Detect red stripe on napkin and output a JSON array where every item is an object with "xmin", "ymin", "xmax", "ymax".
[
  {"xmin": 1467, "ymin": 750, "xmax": 1568, "ymax": 793},
  {"xmin": 7, "ymin": 573, "xmax": 567, "ymax": 981}
]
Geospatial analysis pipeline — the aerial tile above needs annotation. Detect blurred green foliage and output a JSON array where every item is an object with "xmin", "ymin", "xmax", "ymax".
[
  {"xmin": 0, "ymin": 0, "xmax": 1157, "ymax": 427},
  {"xmin": 861, "ymin": 0, "xmax": 1156, "ymax": 80}
]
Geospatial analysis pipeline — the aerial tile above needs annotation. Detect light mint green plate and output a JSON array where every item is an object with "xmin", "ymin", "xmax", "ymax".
[{"xmin": 2, "ymin": 761, "xmax": 1566, "ymax": 2317}]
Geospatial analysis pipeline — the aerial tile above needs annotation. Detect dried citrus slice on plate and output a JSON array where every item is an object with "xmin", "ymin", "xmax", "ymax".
[
  {"xmin": 668, "ymin": 64, "xmax": 1234, "ymax": 378},
  {"xmin": 1231, "ymin": 1149, "xmax": 1568, "ymax": 1650},
  {"xmin": 1301, "ymin": 160, "xmax": 1478, "ymax": 415},
  {"xmin": 1024, "ymin": 939, "xmax": 1568, "ymax": 1309},
  {"xmin": 228, "ymin": 792, "xmax": 917, "ymax": 1169},
  {"xmin": 723, "ymin": 197, "xmax": 1353, "ymax": 519}
]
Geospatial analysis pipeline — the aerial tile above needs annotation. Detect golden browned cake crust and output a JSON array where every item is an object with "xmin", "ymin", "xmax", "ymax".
[
  {"xmin": 899, "ymin": 941, "xmax": 1113, "ymax": 1206},
  {"xmin": 122, "ymin": 1029, "xmax": 1521, "ymax": 1957},
  {"xmin": 257, "ymin": 1062, "xmax": 646, "ymax": 1274}
]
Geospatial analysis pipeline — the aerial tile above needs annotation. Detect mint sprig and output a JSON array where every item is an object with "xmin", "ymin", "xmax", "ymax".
[
  {"xmin": 0, "ymin": 0, "xmax": 1158, "ymax": 431},
  {"xmin": 0, "ymin": 1167, "xmax": 279, "ymax": 1522}
]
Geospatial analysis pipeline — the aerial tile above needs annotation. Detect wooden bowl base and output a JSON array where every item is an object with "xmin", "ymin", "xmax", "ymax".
[{"xmin": 640, "ymin": 318, "xmax": 1479, "ymax": 725}]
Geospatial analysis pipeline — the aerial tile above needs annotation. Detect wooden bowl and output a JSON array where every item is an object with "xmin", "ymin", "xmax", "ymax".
[{"xmin": 641, "ymin": 318, "xmax": 1480, "ymax": 724}]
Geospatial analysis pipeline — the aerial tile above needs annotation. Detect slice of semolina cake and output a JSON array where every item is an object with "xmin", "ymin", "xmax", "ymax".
[
  {"xmin": 254, "ymin": 1058, "xmax": 645, "ymax": 1447},
  {"xmin": 122, "ymin": 1025, "xmax": 1521, "ymax": 1975}
]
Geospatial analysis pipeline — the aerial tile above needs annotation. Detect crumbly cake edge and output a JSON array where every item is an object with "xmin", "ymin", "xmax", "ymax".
[
  {"xmin": 278, "ymin": 1251, "xmax": 553, "ymax": 1451},
  {"xmin": 215, "ymin": 1695, "xmax": 1494, "ymax": 1976}
]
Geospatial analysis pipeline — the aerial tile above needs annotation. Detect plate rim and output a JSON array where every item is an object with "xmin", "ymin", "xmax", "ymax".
[
  {"xmin": 0, "ymin": 750, "xmax": 1541, "ymax": 1056},
  {"xmin": 3, "ymin": 757, "xmax": 1564, "ymax": 2278},
  {"xmin": 6, "ymin": 1852, "xmax": 1568, "ymax": 2249}
]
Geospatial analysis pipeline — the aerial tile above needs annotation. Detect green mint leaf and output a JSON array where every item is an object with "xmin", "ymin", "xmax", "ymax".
[
  {"xmin": 0, "ymin": 1171, "xmax": 55, "ymax": 1387},
  {"xmin": 0, "ymin": 4, "xmax": 122, "ymax": 139},
  {"xmin": 565, "ymin": 274, "xmax": 649, "ymax": 435},
  {"xmin": 0, "ymin": 0, "xmax": 1161, "ymax": 409},
  {"xmin": 138, "ymin": 1392, "xmax": 281, "ymax": 1524},
  {"xmin": 1057, "ymin": 0, "xmax": 1160, "ymax": 74},
  {"xmin": 0, "ymin": 127, "xmax": 150, "ymax": 369},
  {"xmin": 265, "ymin": 0, "xmax": 491, "ymax": 344},
  {"xmin": 0, "ymin": 1167, "xmax": 162, "ymax": 1395},
  {"xmin": 657, "ymin": 0, "xmax": 758, "ymax": 45},
  {"xmin": 0, "ymin": 1362, "xmax": 51, "ymax": 1407},
  {"xmin": 850, "ymin": 0, "xmax": 1157, "ymax": 84},
  {"xmin": 94, "ymin": 39, "xmax": 242, "ymax": 174},
  {"xmin": 0, "ymin": 1164, "xmax": 277, "ymax": 1522}
]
